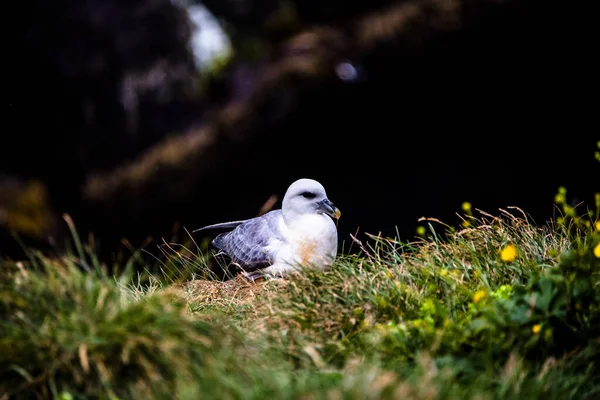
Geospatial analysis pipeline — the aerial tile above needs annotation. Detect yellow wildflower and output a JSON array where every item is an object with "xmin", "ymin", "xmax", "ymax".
[
  {"xmin": 595, "ymin": 221, "xmax": 600, "ymax": 231},
  {"xmin": 532, "ymin": 324, "xmax": 541, "ymax": 334},
  {"xmin": 473, "ymin": 290, "xmax": 486, "ymax": 303},
  {"xmin": 500, "ymin": 244, "xmax": 517, "ymax": 262},
  {"xmin": 554, "ymin": 193, "xmax": 565, "ymax": 204},
  {"xmin": 440, "ymin": 269, "xmax": 449, "ymax": 277},
  {"xmin": 594, "ymin": 243, "xmax": 600, "ymax": 259},
  {"xmin": 554, "ymin": 187, "xmax": 567, "ymax": 204},
  {"xmin": 416, "ymin": 226, "xmax": 426, "ymax": 236},
  {"xmin": 462, "ymin": 202, "xmax": 472, "ymax": 212}
]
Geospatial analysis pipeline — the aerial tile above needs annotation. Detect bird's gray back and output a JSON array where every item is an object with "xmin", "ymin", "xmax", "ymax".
[{"xmin": 212, "ymin": 210, "xmax": 285, "ymax": 271}]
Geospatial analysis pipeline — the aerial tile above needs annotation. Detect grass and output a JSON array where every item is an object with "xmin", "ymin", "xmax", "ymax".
[{"xmin": 1, "ymin": 202, "xmax": 599, "ymax": 399}]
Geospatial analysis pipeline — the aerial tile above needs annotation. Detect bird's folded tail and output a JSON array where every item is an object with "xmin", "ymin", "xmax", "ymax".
[{"xmin": 193, "ymin": 219, "xmax": 249, "ymax": 232}]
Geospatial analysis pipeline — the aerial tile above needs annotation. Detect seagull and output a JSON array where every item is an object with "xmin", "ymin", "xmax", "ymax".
[{"xmin": 194, "ymin": 178, "xmax": 341, "ymax": 280}]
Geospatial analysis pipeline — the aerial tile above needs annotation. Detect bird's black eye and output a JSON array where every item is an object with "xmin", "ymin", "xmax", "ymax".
[{"xmin": 301, "ymin": 191, "xmax": 316, "ymax": 199}]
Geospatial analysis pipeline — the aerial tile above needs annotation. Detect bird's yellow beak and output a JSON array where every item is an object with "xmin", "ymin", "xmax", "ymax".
[{"xmin": 333, "ymin": 207, "xmax": 341, "ymax": 219}]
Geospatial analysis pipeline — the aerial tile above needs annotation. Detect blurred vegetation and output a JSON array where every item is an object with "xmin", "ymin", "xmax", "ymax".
[{"xmin": 0, "ymin": 178, "xmax": 55, "ymax": 238}]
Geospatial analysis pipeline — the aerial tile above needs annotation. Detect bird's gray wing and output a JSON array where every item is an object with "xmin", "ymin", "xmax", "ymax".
[{"xmin": 212, "ymin": 210, "xmax": 284, "ymax": 271}]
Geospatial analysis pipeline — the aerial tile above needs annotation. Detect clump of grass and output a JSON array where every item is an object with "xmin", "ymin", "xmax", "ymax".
[
  {"xmin": 255, "ymin": 209, "xmax": 572, "ymax": 350},
  {"xmin": 0, "ymin": 249, "xmax": 246, "ymax": 399}
]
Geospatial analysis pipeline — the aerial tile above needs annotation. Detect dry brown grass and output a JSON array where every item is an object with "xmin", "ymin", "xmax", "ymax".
[{"xmin": 184, "ymin": 274, "xmax": 269, "ymax": 306}]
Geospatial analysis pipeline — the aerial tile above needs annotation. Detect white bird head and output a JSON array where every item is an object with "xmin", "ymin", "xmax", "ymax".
[{"xmin": 282, "ymin": 178, "xmax": 341, "ymax": 221}]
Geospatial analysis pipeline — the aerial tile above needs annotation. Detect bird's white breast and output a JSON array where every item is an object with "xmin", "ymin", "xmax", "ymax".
[{"xmin": 274, "ymin": 214, "xmax": 338, "ymax": 271}]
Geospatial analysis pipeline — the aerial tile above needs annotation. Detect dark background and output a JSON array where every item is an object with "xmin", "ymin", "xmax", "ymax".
[{"xmin": 2, "ymin": 0, "xmax": 598, "ymax": 262}]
